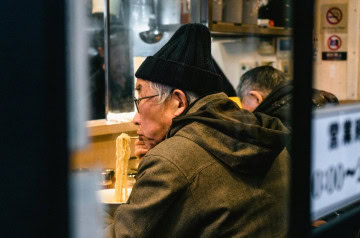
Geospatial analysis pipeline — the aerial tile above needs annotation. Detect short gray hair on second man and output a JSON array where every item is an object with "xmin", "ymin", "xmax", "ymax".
[
  {"xmin": 237, "ymin": 66, "xmax": 289, "ymax": 99},
  {"xmin": 149, "ymin": 81, "xmax": 199, "ymax": 105}
]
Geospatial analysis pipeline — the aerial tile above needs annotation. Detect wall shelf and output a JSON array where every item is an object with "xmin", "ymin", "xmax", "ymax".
[
  {"xmin": 207, "ymin": 0, "xmax": 292, "ymax": 37},
  {"xmin": 210, "ymin": 22, "xmax": 292, "ymax": 37}
]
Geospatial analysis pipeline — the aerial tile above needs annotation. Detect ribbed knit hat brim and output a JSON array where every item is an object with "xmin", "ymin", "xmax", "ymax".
[
  {"xmin": 135, "ymin": 23, "xmax": 222, "ymax": 96},
  {"xmin": 135, "ymin": 56, "xmax": 222, "ymax": 95}
]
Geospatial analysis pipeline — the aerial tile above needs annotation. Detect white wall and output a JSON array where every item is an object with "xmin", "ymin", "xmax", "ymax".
[
  {"xmin": 211, "ymin": 37, "xmax": 290, "ymax": 94},
  {"xmin": 212, "ymin": 38, "xmax": 257, "ymax": 91}
]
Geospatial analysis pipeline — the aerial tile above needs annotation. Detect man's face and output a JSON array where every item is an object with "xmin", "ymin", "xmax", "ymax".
[{"xmin": 132, "ymin": 79, "xmax": 176, "ymax": 152}]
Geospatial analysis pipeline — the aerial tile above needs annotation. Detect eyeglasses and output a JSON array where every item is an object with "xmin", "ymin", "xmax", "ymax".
[{"xmin": 133, "ymin": 94, "xmax": 159, "ymax": 113}]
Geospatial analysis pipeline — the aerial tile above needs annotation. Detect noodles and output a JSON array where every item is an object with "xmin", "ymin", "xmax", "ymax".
[{"xmin": 114, "ymin": 133, "xmax": 131, "ymax": 202}]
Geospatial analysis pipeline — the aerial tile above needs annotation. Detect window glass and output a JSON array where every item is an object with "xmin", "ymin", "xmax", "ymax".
[
  {"xmin": 106, "ymin": 0, "xmax": 191, "ymax": 121},
  {"xmin": 311, "ymin": 0, "xmax": 360, "ymax": 228}
]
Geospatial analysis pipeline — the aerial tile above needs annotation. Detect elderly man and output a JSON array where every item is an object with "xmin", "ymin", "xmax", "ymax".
[
  {"xmin": 105, "ymin": 24, "xmax": 290, "ymax": 237},
  {"xmin": 237, "ymin": 66, "xmax": 338, "ymax": 130}
]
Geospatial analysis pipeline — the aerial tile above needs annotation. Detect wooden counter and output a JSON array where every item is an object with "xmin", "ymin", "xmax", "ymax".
[{"xmin": 70, "ymin": 119, "xmax": 139, "ymax": 170}]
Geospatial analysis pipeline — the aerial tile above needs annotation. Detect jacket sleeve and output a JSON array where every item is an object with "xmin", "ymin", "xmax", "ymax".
[
  {"xmin": 312, "ymin": 89, "xmax": 339, "ymax": 107},
  {"xmin": 105, "ymin": 154, "xmax": 189, "ymax": 238}
]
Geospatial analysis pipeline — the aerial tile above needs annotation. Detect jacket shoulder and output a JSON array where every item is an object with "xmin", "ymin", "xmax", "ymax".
[{"xmin": 147, "ymin": 136, "xmax": 216, "ymax": 180}]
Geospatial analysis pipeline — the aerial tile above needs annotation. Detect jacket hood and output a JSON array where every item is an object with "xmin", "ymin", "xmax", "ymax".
[
  {"xmin": 254, "ymin": 81, "xmax": 293, "ymax": 130},
  {"xmin": 167, "ymin": 93, "xmax": 290, "ymax": 175},
  {"xmin": 254, "ymin": 81, "xmax": 339, "ymax": 131}
]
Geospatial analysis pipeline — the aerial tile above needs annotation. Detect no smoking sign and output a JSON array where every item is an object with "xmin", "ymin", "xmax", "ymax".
[
  {"xmin": 321, "ymin": 4, "xmax": 348, "ymax": 60},
  {"xmin": 326, "ymin": 7, "xmax": 342, "ymax": 25},
  {"xmin": 327, "ymin": 35, "xmax": 342, "ymax": 51},
  {"xmin": 321, "ymin": 4, "xmax": 347, "ymax": 34}
]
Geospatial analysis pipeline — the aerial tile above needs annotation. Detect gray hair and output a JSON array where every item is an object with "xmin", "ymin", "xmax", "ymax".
[
  {"xmin": 149, "ymin": 81, "xmax": 199, "ymax": 105},
  {"xmin": 237, "ymin": 66, "xmax": 289, "ymax": 99}
]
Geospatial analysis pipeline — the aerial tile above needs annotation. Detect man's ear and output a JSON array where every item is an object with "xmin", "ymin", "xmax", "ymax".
[
  {"xmin": 241, "ymin": 90, "xmax": 263, "ymax": 112},
  {"xmin": 249, "ymin": 90, "xmax": 264, "ymax": 105},
  {"xmin": 171, "ymin": 89, "xmax": 188, "ymax": 116}
]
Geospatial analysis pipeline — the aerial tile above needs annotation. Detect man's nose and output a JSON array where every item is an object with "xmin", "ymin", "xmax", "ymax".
[{"xmin": 132, "ymin": 112, "xmax": 141, "ymax": 126}]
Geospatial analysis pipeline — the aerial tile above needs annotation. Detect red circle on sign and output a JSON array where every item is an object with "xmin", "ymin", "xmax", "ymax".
[
  {"xmin": 326, "ymin": 7, "xmax": 342, "ymax": 25},
  {"xmin": 327, "ymin": 35, "xmax": 342, "ymax": 51}
]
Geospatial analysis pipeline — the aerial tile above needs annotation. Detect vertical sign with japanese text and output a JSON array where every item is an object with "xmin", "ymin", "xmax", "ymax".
[{"xmin": 320, "ymin": 4, "xmax": 348, "ymax": 60}]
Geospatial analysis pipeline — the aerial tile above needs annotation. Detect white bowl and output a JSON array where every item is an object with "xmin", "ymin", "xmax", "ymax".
[{"xmin": 98, "ymin": 188, "xmax": 131, "ymax": 216}]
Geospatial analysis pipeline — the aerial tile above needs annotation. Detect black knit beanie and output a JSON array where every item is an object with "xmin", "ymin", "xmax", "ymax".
[{"xmin": 135, "ymin": 23, "xmax": 222, "ymax": 96}]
